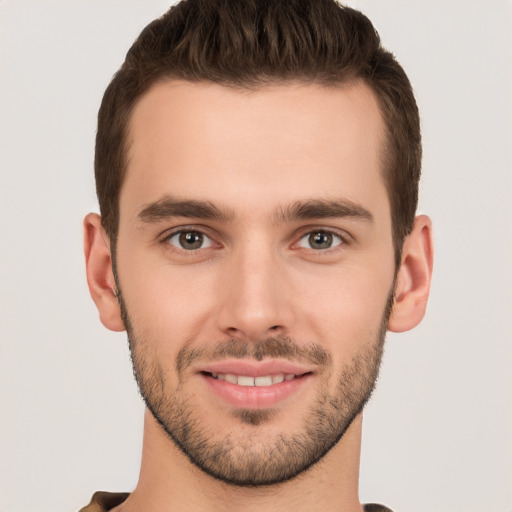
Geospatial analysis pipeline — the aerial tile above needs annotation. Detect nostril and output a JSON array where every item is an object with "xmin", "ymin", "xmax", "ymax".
[{"xmin": 269, "ymin": 325, "xmax": 280, "ymax": 330}]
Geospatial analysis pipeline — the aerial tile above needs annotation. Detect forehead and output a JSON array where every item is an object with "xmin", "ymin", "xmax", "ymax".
[{"xmin": 122, "ymin": 79, "xmax": 388, "ymax": 220}]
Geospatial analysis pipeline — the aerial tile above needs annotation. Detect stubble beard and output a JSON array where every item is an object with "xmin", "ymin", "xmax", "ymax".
[{"xmin": 117, "ymin": 289, "xmax": 393, "ymax": 487}]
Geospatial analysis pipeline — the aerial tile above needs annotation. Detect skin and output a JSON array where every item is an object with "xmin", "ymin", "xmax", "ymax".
[{"xmin": 84, "ymin": 80, "xmax": 433, "ymax": 512}]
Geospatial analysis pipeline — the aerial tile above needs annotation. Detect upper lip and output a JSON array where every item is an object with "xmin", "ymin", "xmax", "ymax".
[{"xmin": 198, "ymin": 359, "xmax": 314, "ymax": 377}]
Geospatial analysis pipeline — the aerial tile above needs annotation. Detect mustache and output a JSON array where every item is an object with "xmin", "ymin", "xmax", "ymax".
[{"xmin": 176, "ymin": 336, "xmax": 331, "ymax": 374}]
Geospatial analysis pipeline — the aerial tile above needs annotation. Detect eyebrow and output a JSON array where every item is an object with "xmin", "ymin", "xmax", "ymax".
[
  {"xmin": 138, "ymin": 197, "xmax": 236, "ymax": 223},
  {"xmin": 273, "ymin": 199, "xmax": 373, "ymax": 224},
  {"xmin": 137, "ymin": 196, "xmax": 373, "ymax": 224}
]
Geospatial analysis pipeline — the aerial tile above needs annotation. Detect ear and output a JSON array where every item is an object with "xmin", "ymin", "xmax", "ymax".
[
  {"xmin": 388, "ymin": 215, "xmax": 434, "ymax": 333},
  {"xmin": 83, "ymin": 213, "xmax": 125, "ymax": 332}
]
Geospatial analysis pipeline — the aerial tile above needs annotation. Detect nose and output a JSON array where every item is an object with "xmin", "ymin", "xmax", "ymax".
[{"xmin": 216, "ymin": 244, "xmax": 293, "ymax": 342}]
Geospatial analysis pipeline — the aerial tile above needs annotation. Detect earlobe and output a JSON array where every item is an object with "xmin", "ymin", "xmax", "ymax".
[
  {"xmin": 83, "ymin": 213, "xmax": 125, "ymax": 332},
  {"xmin": 388, "ymin": 215, "xmax": 434, "ymax": 333}
]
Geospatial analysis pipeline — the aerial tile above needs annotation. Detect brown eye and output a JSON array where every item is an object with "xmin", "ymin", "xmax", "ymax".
[
  {"xmin": 299, "ymin": 230, "xmax": 342, "ymax": 250},
  {"xmin": 167, "ymin": 230, "xmax": 213, "ymax": 250}
]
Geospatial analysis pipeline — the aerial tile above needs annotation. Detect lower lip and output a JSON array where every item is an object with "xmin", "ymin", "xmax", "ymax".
[{"xmin": 202, "ymin": 373, "xmax": 312, "ymax": 409}]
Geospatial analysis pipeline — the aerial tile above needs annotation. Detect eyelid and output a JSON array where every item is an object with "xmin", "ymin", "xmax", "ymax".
[
  {"xmin": 168, "ymin": 231, "xmax": 214, "ymax": 249},
  {"xmin": 159, "ymin": 225, "xmax": 221, "ymax": 250},
  {"xmin": 159, "ymin": 224, "xmax": 214, "ymax": 239},
  {"xmin": 293, "ymin": 225, "xmax": 351, "ymax": 244},
  {"xmin": 298, "ymin": 231, "xmax": 343, "ymax": 249},
  {"xmin": 157, "ymin": 224, "xmax": 351, "ymax": 253}
]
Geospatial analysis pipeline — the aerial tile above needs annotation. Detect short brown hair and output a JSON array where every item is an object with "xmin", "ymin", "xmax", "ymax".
[{"xmin": 95, "ymin": 0, "xmax": 421, "ymax": 265}]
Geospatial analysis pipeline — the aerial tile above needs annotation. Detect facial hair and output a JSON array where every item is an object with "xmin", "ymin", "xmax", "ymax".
[{"xmin": 117, "ymin": 288, "xmax": 393, "ymax": 487}]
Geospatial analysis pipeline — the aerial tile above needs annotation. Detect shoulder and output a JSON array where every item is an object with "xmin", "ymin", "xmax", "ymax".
[
  {"xmin": 78, "ymin": 491, "xmax": 130, "ymax": 512},
  {"xmin": 364, "ymin": 504, "xmax": 394, "ymax": 512}
]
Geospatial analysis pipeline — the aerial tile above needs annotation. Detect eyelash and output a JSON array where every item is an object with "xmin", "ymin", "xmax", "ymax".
[
  {"xmin": 160, "ymin": 226, "xmax": 217, "ymax": 253},
  {"xmin": 159, "ymin": 226, "xmax": 350, "ymax": 255},
  {"xmin": 295, "ymin": 229, "xmax": 347, "ymax": 252}
]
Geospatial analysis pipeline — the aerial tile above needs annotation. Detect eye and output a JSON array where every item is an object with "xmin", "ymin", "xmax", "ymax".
[
  {"xmin": 166, "ymin": 230, "xmax": 214, "ymax": 251},
  {"xmin": 298, "ymin": 230, "xmax": 343, "ymax": 250}
]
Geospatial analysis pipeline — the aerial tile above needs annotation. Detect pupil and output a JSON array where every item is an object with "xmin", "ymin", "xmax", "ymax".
[
  {"xmin": 310, "ymin": 231, "xmax": 332, "ymax": 249},
  {"xmin": 180, "ymin": 231, "xmax": 203, "ymax": 249}
]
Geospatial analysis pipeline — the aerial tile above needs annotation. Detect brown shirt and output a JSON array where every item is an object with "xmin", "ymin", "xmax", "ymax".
[{"xmin": 79, "ymin": 491, "xmax": 394, "ymax": 511}]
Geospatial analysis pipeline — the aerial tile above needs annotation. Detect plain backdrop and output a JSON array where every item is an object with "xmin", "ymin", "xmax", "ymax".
[{"xmin": 1, "ymin": 1, "xmax": 511, "ymax": 511}]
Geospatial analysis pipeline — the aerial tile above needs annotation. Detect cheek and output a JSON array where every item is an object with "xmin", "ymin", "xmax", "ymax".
[
  {"xmin": 298, "ymin": 264, "xmax": 393, "ymax": 352},
  {"xmin": 118, "ymin": 252, "xmax": 220, "ymax": 351},
  {"xmin": 305, "ymin": 275, "xmax": 390, "ymax": 396}
]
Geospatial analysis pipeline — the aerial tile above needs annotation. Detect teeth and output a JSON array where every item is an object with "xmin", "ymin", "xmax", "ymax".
[
  {"xmin": 238, "ymin": 376, "xmax": 255, "ymax": 386},
  {"xmin": 272, "ymin": 374, "xmax": 285, "ymax": 384},
  {"xmin": 224, "ymin": 373, "xmax": 238, "ymax": 384},
  {"xmin": 212, "ymin": 373, "xmax": 295, "ymax": 386},
  {"xmin": 254, "ymin": 376, "xmax": 272, "ymax": 386}
]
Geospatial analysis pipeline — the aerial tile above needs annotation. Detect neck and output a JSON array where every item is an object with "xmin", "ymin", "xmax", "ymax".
[{"xmin": 117, "ymin": 409, "xmax": 364, "ymax": 512}]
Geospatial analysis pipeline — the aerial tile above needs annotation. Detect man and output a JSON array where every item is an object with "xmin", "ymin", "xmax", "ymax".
[{"xmin": 82, "ymin": 0, "xmax": 433, "ymax": 510}]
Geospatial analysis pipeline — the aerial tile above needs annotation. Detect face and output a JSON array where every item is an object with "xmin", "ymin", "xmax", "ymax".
[{"xmin": 114, "ymin": 80, "xmax": 396, "ymax": 485}]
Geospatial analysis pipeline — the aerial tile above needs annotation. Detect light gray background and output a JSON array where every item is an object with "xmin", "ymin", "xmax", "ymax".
[{"xmin": 1, "ymin": 1, "xmax": 511, "ymax": 511}]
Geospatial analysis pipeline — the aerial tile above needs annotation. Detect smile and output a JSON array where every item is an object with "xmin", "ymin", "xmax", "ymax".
[
  {"xmin": 209, "ymin": 373, "xmax": 298, "ymax": 386},
  {"xmin": 198, "ymin": 361, "xmax": 314, "ymax": 409}
]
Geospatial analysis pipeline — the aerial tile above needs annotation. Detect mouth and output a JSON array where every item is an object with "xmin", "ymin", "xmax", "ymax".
[
  {"xmin": 204, "ymin": 372, "xmax": 308, "ymax": 387},
  {"xmin": 197, "ymin": 360, "xmax": 314, "ymax": 409}
]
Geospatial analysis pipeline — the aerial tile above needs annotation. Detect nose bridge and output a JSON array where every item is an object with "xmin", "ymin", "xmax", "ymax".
[{"xmin": 217, "ymin": 237, "xmax": 290, "ymax": 340}]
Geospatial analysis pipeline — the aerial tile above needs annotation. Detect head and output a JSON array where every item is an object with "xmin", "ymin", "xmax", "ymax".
[
  {"xmin": 95, "ymin": 0, "xmax": 421, "ymax": 268},
  {"xmin": 85, "ymin": 0, "xmax": 432, "ymax": 488}
]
